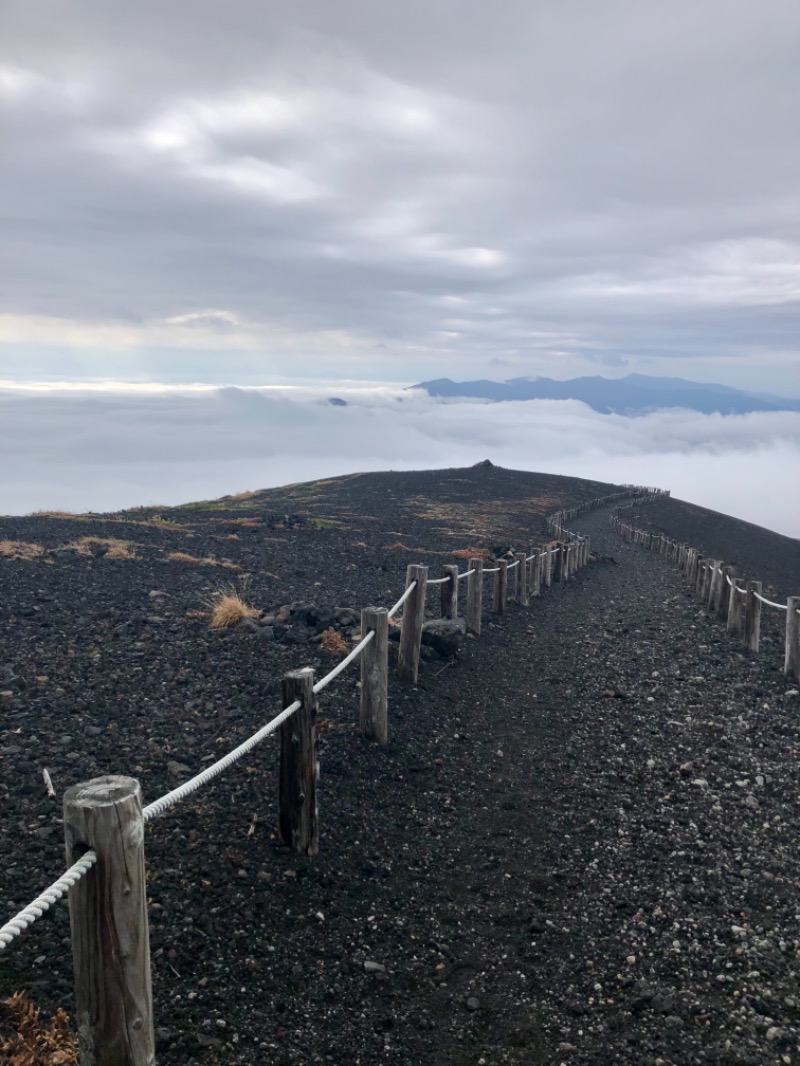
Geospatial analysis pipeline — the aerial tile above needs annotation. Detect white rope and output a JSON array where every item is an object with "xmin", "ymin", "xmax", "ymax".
[
  {"xmin": 143, "ymin": 699, "xmax": 302, "ymax": 822},
  {"xmin": 726, "ymin": 573, "xmax": 733, "ymax": 586},
  {"xmin": 507, "ymin": 560, "xmax": 520, "ymax": 570},
  {"xmin": 0, "ymin": 851, "xmax": 97, "ymax": 952},
  {"xmin": 457, "ymin": 568, "xmax": 476, "ymax": 580},
  {"xmin": 426, "ymin": 576, "xmax": 450, "ymax": 585},
  {"xmin": 483, "ymin": 566, "xmax": 500, "ymax": 574},
  {"xmin": 752, "ymin": 591, "xmax": 788, "ymax": 611},
  {"xmin": 313, "ymin": 630, "xmax": 374, "ymax": 694},
  {"xmin": 736, "ymin": 585, "xmax": 747, "ymax": 596},
  {"xmin": 388, "ymin": 581, "xmax": 416, "ymax": 619}
]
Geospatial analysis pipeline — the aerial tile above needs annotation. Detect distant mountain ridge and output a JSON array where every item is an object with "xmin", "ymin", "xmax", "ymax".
[{"xmin": 410, "ymin": 373, "xmax": 800, "ymax": 416}]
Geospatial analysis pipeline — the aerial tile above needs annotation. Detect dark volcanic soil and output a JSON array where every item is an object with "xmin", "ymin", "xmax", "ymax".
[{"xmin": 1, "ymin": 465, "xmax": 798, "ymax": 1065}]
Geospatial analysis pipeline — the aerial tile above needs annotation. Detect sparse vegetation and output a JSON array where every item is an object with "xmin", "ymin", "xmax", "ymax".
[
  {"xmin": 452, "ymin": 546, "xmax": 492, "ymax": 560},
  {"xmin": 320, "ymin": 628, "xmax": 349, "ymax": 655},
  {"xmin": 65, "ymin": 537, "xmax": 138, "ymax": 559},
  {"xmin": 205, "ymin": 586, "xmax": 260, "ymax": 629},
  {"xmin": 0, "ymin": 541, "xmax": 45, "ymax": 561},
  {"xmin": 0, "ymin": 992, "xmax": 79, "ymax": 1065},
  {"xmin": 168, "ymin": 551, "xmax": 240, "ymax": 569}
]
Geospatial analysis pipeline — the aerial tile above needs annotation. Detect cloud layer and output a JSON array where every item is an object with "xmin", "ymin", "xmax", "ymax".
[
  {"xmin": 2, "ymin": 0, "xmax": 798, "ymax": 390},
  {"xmin": 2, "ymin": 386, "xmax": 798, "ymax": 537}
]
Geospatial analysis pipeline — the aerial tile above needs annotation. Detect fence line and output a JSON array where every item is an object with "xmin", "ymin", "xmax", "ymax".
[
  {"xmin": 611, "ymin": 500, "xmax": 800, "ymax": 683},
  {"xmin": 1, "ymin": 483, "xmax": 653, "ymax": 1064}
]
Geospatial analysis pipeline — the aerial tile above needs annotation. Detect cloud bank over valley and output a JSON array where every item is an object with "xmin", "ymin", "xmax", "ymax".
[{"xmin": 2, "ymin": 386, "xmax": 798, "ymax": 538}]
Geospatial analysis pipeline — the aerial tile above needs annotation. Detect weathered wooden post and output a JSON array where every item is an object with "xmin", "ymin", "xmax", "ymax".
[
  {"xmin": 695, "ymin": 557, "xmax": 706, "ymax": 597},
  {"xmin": 466, "ymin": 557, "xmax": 484, "ymax": 635},
  {"xmin": 397, "ymin": 564, "xmax": 428, "ymax": 683},
  {"xmin": 440, "ymin": 564, "xmax": 459, "ymax": 619},
  {"xmin": 530, "ymin": 548, "xmax": 542, "ymax": 597},
  {"xmin": 279, "ymin": 668, "xmax": 318, "ymax": 855},
  {"xmin": 703, "ymin": 560, "xmax": 716, "ymax": 604},
  {"xmin": 726, "ymin": 578, "xmax": 745, "ymax": 638},
  {"xmin": 709, "ymin": 563, "xmax": 724, "ymax": 614},
  {"xmin": 744, "ymin": 581, "xmax": 762, "ymax": 653},
  {"xmin": 553, "ymin": 543, "xmax": 564, "ymax": 583},
  {"xmin": 514, "ymin": 552, "xmax": 528, "ymax": 605},
  {"xmin": 493, "ymin": 559, "xmax": 508, "ymax": 614},
  {"xmin": 63, "ymin": 775, "xmax": 154, "ymax": 1066},
  {"xmin": 717, "ymin": 566, "xmax": 733, "ymax": 619},
  {"xmin": 785, "ymin": 597, "xmax": 800, "ymax": 680},
  {"xmin": 360, "ymin": 607, "xmax": 388, "ymax": 743},
  {"xmin": 543, "ymin": 545, "xmax": 553, "ymax": 588}
]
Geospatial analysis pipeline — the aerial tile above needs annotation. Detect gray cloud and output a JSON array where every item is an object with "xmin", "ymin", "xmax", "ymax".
[
  {"xmin": 1, "ymin": 386, "xmax": 798, "ymax": 537},
  {"xmin": 1, "ymin": 0, "xmax": 798, "ymax": 391}
]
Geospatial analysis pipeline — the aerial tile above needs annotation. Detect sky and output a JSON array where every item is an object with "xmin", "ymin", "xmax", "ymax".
[
  {"xmin": 1, "ymin": 3, "xmax": 798, "ymax": 532},
  {"xmin": 1, "ymin": 0, "xmax": 798, "ymax": 391}
]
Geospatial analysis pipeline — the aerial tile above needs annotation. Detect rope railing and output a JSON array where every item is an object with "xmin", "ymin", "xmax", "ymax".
[
  {"xmin": 611, "ymin": 496, "xmax": 799, "ymax": 683},
  {"xmin": 0, "ymin": 852, "xmax": 98, "ymax": 951},
  {"xmin": 1, "ymin": 483, "xmax": 648, "ymax": 1056},
  {"xmin": 313, "ymin": 630, "xmax": 375, "ymax": 693},
  {"xmin": 388, "ymin": 581, "xmax": 416, "ymax": 619}
]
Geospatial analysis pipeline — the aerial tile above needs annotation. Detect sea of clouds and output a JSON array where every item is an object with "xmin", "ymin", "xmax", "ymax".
[{"xmin": 1, "ymin": 384, "xmax": 798, "ymax": 538}]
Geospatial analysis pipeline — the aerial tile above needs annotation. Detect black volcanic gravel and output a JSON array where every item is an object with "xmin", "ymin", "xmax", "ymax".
[{"xmin": 1, "ymin": 466, "xmax": 798, "ymax": 1065}]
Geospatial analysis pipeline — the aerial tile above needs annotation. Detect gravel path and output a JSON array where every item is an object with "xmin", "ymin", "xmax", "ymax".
[{"xmin": 1, "ymin": 472, "xmax": 798, "ymax": 1064}]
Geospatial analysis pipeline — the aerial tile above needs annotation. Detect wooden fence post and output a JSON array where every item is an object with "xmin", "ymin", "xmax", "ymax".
[
  {"xmin": 493, "ymin": 559, "xmax": 508, "ymax": 614},
  {"xmin": 695, "ymin": 558, "xmax": 706, "ymax": 597},
  {"xmin": 397, "ymin": 564, "xmax": 428, "ymax": 683},
  {"xmin": 63, "ymin": 775, "xmax": 154, "ymax": 1066},
  {"xmin": 544, "ymin": 545, "xmax": 553, "ymax": 588},
  {"xmin": 727, "ymin": 578, "xmax": 745, "ymax": 638},
  {"xmin": 360, "ymin": 608, "xmax": 388, "ymax": 743},
  {"xmin": 279, "ymin": 668, "xmax": 319, "ymax": 855},
  {"xmin": 553, "ymin": 543, "xmax": 564, "ymax": 583},
  {"xmin": 530, "ymin": 549, "xmax": 542, "ymax": 597},
  {"xmin": 466, "ymin": 557, "xmax": 484, "ymax": 635},
  {"xmin": 709, "ymin": 562, "xmax": 724, "ymax": 613},
  {"xmin": 785, "ymin": 597, "xmax": 800, "ymax": 680},
  {"xmin": 514, "ymin": 552, "xmax": 528, "ymax": 605},
  {"xmin": 440, "ymin": 564, "xmax": 459, "ymax": 619},
  {"xmin": 717, "ymin": 566, "xmax": 733, "ymax": 619},
  {"xmin": 708, "ymin": 562, "xmax": 721, "ymax": 605},
  {"xmin": 744, "ymin": 581, "xmax": 762, "ymax": 653}
]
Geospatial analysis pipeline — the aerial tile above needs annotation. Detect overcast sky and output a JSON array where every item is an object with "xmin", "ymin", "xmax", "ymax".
[{"xmin": 2, "ymin": 0, "xmax": 799, "ymax": 392}]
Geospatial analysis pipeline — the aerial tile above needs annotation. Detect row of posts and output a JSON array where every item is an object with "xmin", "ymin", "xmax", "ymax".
[
  {"xmin": 547, "ymin": 486, "xmax": 667, "ymax": 540},
  {"xmin": 55, "ymin": 507, "xmax": 609, "ymax": 1063},
  {"xmin": 612, "ymin": 514, "xmax": 800, "ymax": 681}
]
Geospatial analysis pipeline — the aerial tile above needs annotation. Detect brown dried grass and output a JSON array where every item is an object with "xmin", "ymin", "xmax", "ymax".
[
  {"xmin": 452, "ymin": 547, "xmax": 492, "ymax": 561},
  {"xmin": 168, "ymin": 552, "xmax": 240, "ymax": 570},
  {"xmin": 0, "ymin": 992, "xmax": 79, "ymax": 1065},
  {"xmin": 0, "ymin": 541, "xmax": 45, "ymax": 561},
  {"xmin": 206, "ymin": 586, "xmax": 259, "ymax": 629},
  {"xmin": 66, "ymin": 538, "xmax": 137, "ymax": 559},
  {"xmin": 320, "ymin": 628, "xmax": 348, "ymax": 656}
]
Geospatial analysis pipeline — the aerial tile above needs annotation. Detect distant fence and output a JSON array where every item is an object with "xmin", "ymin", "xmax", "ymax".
[
  {"xmin": 1, "ymin": 484, "xmax": 651, "ymax": 1064},
  {"xmin": 612, "ymin": 500, "xmax": 800, "ymax": 682}
]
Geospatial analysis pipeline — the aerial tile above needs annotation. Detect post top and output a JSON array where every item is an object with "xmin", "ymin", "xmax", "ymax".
[{"xmin": 63, "ymin": 774, "xmax": 142, "ymax": 808}]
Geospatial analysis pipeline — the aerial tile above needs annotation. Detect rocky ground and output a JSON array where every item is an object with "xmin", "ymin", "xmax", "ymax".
[{"xmin": 1, "ymin": 465, "xmax": 798, "ymax": 1065}]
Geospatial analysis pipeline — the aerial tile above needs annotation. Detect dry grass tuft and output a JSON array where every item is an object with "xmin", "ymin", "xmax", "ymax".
[
  {"xmin": 66, "ymin": 537, "xmax": 137, "ymax": 559},
  {"xmin": 206, "ymin": 586, "xmax": 260, "ymax": 629},
  {"xmin": 0, "ymin": 541, "xmax": 45, "ymax": 561},
  {"xmin": 320, "ymin": 628, "xmax": 349, "ymax": 656},
  {"xmin": 0, "ymin": 991, "xmax": 79, "ymax": 1065},
  {"xmin": 168, "ymin": 552, "xmax": 240, "ymax": 570},
  {"xmin": 452, "ymin": 547, "xmax": 492, "ymax": 561},
  {"xmin": 384, "ymin": 541, "xmax": 416, "ymax": 551}
]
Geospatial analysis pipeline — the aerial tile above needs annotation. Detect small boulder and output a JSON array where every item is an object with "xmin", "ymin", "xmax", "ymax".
[{"xmin": 421, "ymin": 618, "xmax": 466, "ymax": 658}]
